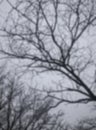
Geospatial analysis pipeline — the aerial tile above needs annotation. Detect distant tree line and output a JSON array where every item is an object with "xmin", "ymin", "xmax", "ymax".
[{"xmin": 0, "ymin": 70, "xmax": 68, "ymax": 130}]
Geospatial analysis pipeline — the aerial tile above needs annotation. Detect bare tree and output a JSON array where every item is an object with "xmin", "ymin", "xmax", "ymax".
[
  {"xmin": 1, "ymin": 0, "xmax": 96, "ymax": 104},
  {"xmin": 0, "ymin": 72, "xmax": 67, "ymax": 130}
]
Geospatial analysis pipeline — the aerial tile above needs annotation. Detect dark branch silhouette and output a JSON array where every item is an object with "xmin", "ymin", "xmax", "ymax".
[{"xmin": 1, "ymin": 0, "xmax": 96, "ymax": 104}]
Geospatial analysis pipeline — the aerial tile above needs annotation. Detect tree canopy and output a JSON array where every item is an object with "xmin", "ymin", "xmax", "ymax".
[{"xmin": 1, "ymin": 0, "xmax": 96, "ymax": 105}]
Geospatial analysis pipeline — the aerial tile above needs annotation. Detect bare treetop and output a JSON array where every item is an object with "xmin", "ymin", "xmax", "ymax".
[{"xmin": 1, "ymin": 0, "xmax": 96, "ymax": 104}]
